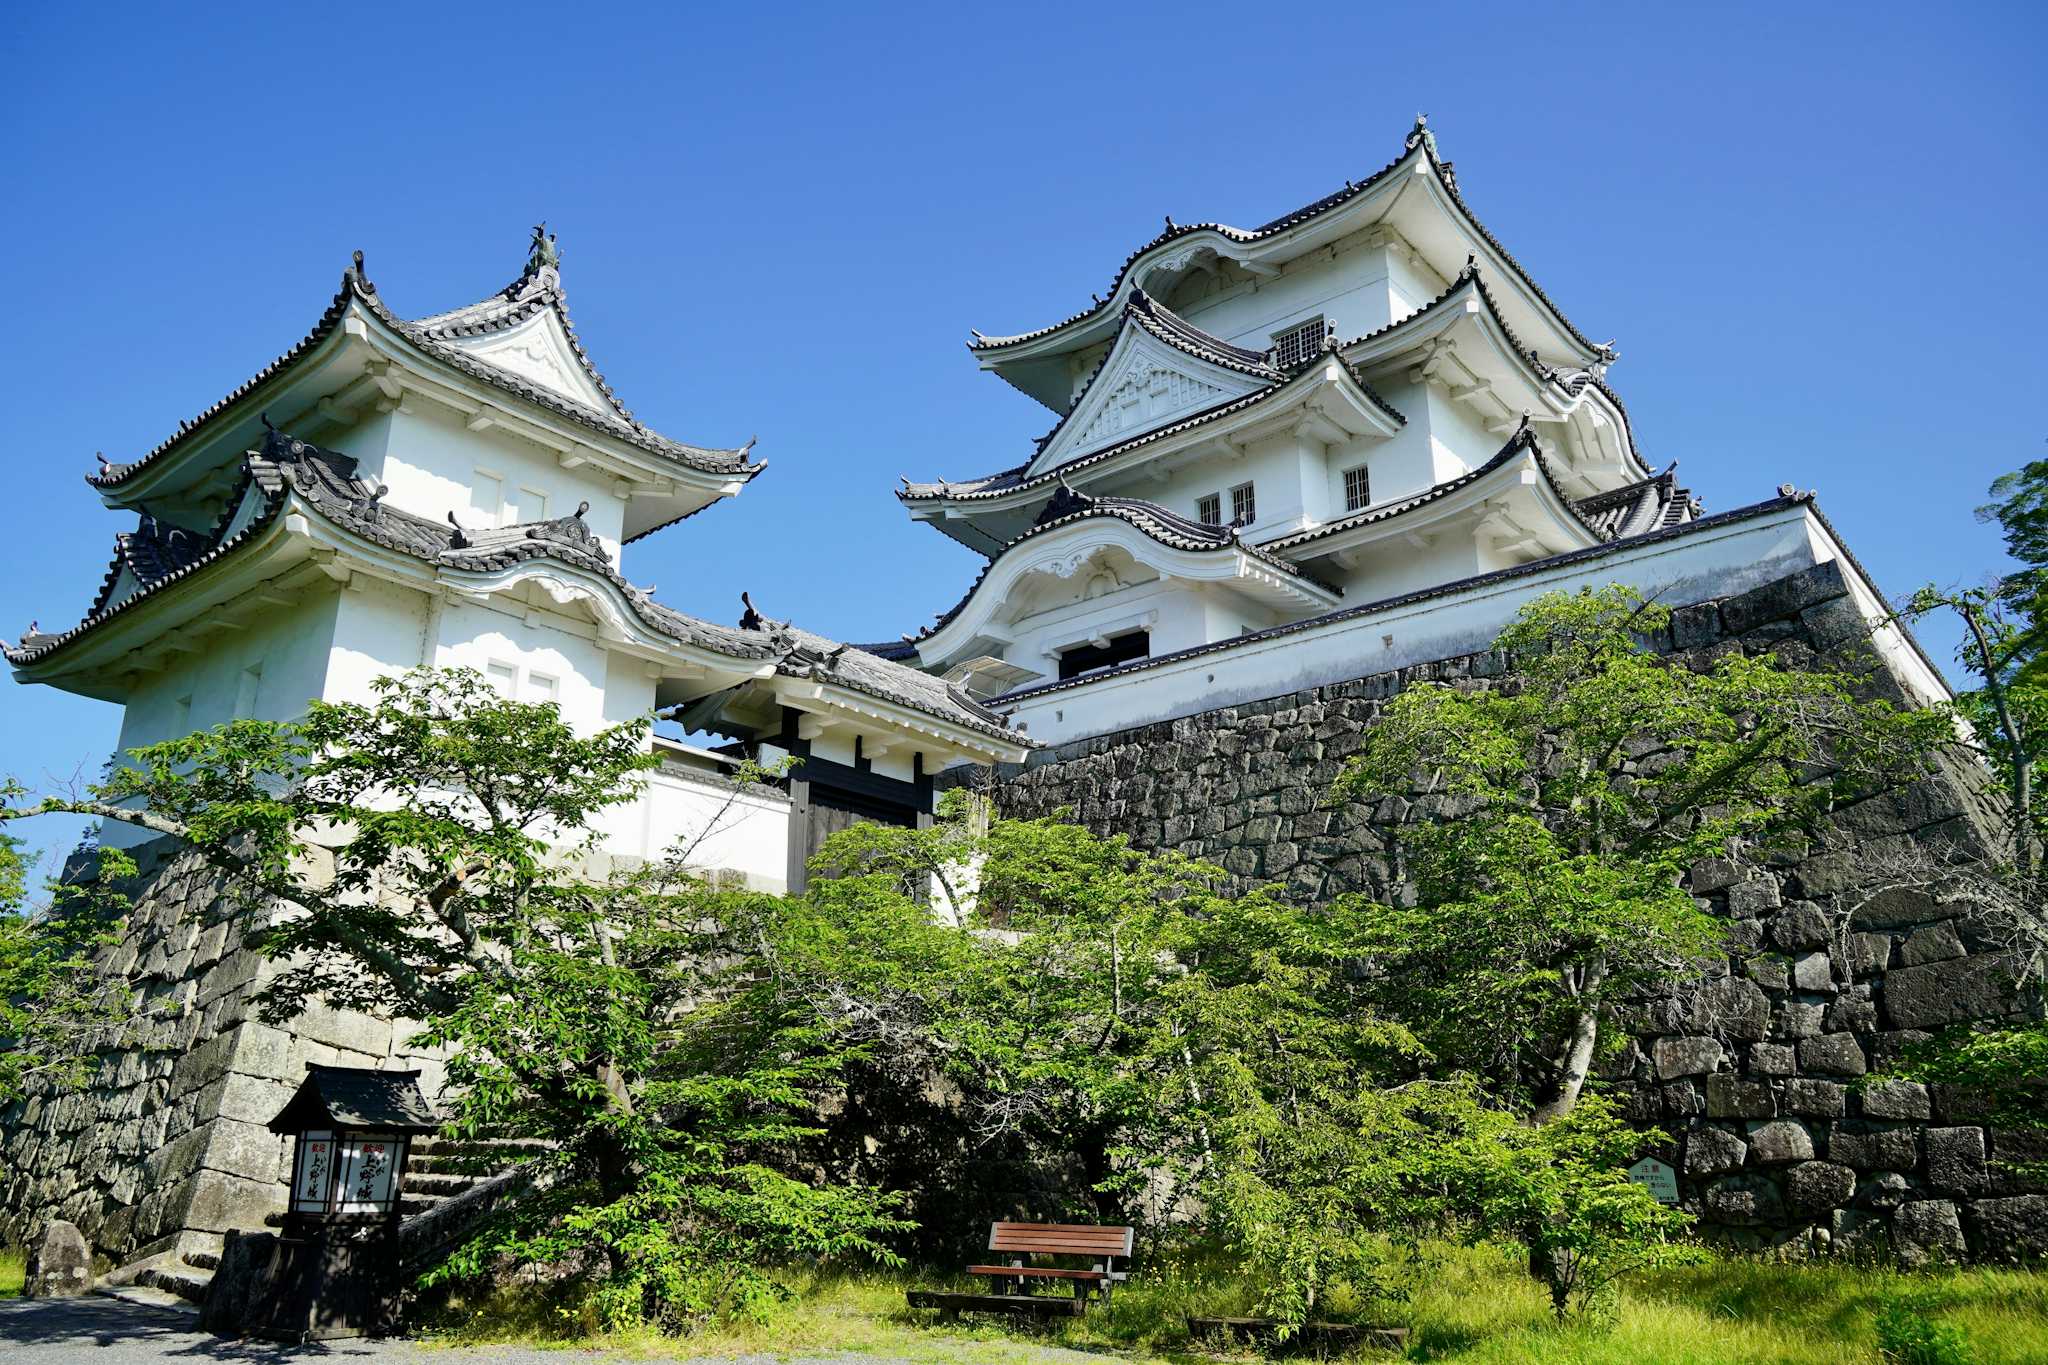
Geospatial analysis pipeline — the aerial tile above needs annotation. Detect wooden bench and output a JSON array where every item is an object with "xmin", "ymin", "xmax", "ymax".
[{"xmin": 907, "ymin": 1221, "xmax": 1134, "ymax": 1318}]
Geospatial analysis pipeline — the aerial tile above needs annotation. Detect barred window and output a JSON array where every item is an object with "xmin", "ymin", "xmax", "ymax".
[
  {"xmin": 1230, "ymin": 482, "xmax": 1256, "ymax": 526},
  {"xmin": 1344, "ymin": 465, "xmax": 1372, "ymax": 512},
  {"xmin": 1271, "ymin": 315, "xmax": 1327, "ymax": 370},
  {"xmin": 1196, "ymin": 492, "xmax": 1221, "ymax": 526}
]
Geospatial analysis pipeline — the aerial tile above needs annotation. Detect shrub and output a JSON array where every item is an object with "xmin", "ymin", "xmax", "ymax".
[{"xmin": 1875, "ymin": 1298, "xmax": 1976, "ymax": 1365}]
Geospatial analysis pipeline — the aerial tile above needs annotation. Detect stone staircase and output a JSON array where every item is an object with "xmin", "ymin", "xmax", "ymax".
[{"xmin": 398, "ymin": 1136, "xmax": 552, "ymax": 1218}]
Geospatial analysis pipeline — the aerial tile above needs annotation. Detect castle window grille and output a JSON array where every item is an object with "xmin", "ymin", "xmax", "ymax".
[
  {"xmin": 1271, "ymin": 316, "xmax": 1327, "ymax": 370},
  {"xmin": 1196, "ymin": 492, "xmax": 1222, "ymax": 526},
  {"xmin": 1344, "ymin": 465, "xmax": 1372, "ymax": 512},
  {"xmin": 1230, "ymin": 482, "xmax": 1257, "ymax": 526}
]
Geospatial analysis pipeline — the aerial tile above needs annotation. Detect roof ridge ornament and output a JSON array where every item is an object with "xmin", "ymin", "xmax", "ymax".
[
  {"xmin": 1405, "ymin": 113, "xmax": 1439, "ymax": 159},
  {"xmin": 527, "ymin": 222, "xmax": 561, "ymax": 276},
  {"xmin": 347, "ymin": 249, "xmax": 374, "ymax": 294},
  {"xmin": 446, "ymin": 511, "xmax": 472, "ymax": 550}
]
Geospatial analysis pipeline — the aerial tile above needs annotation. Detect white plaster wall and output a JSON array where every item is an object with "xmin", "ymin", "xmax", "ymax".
[
  {"xmin": 1170, "ymin": 237, "xmax": 1401, "ymax": 350},
  {"xmin": 1000, "ymin": 504, "xmax": 1882, "ymax": 747},
  {"xmin": 100, "ymin": 591, "xmax": 342, "ymax": 849},
  {"xmin": 349, "ymin": 405, "xmax": 627, "ymax": 559},
  {"xmin": 599, "ymin": 763, "xmax": 792, "ymax": 891},
  {"xmin": 429, "ymin": 595, "xmax": 615, "ymax": 735}
]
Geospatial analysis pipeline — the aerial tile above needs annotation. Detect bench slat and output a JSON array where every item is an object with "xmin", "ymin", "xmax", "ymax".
[
  {"xmin": 988, "ymin": 1222, "xmax": 1134, "ymax": 1256},
  {"xmin": 966, "ymin": 1265, "xmax": 1107, "ymax": 1281}
]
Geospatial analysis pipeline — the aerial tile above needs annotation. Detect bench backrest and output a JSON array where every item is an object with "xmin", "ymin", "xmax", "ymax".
[{"xmin": 988, "ymin": 1221, "xmax": 1135, "ymax": 1260}]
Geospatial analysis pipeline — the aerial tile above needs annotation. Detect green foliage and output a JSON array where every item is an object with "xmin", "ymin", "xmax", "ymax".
[
  {"xmin": 0, "ymin": 824, "xmax": 141, "ymax": 1103},
  {"xmin": 1893, "ymin": 459, "xmax": 2048, "ymax": 1149},
  {"xmin": 1876, "ymin": 1297, "xmax": 1978, "ymax": 1365},
  {"xmin": 2, "ymin": 670, "xmax": 906, "ymax": 1331},
  {"xmin": 1332, "ymin": 585, "xmax": 1933, "ymax": 1119}
]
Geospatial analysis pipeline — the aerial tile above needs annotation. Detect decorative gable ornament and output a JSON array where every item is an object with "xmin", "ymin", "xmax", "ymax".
[{"xmin": 1030, "ymin": 317, "xmax": 1270, "ymax": 473}]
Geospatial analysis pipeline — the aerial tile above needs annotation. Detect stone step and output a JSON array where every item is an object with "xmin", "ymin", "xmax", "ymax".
[
  {"xmin": 402, "ymin": 1172, "xmax": 482, "ymax": 1197},
  {"xmin": 138, "ymin": 1262, "xmax": 213, "ymax": 1305},
  {"xmin": 409, "ymin": 1136, "xmax": 551, "ymax": 1158},
  {"xmin": 182, "ymin": 1249, "xmax": 220, "ymax": 1272},
  {"xmin": 94, "ymin": 1282, "xmax": 200, "ymax": 1316}
]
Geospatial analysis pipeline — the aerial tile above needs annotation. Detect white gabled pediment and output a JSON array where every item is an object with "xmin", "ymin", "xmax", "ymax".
[
  {"xmin": 442, "ymin": 307, "xmax": 614, "ymax": 414},
  {"xmin": 1029, "ymin": 326, "xmax": 1269, "ymax": 474}
]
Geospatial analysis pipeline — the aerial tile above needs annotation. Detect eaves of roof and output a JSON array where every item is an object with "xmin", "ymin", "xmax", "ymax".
[
  {"xmin": 989, "ymin": 490, "xmax": 1832, "ymax": 706},
  {"xmin": 901, "ymin": 356, "xmax": 1403, "ymax": 508},
  {"xmin": 968, "ymin": 117, "xmax": 1606, "ymax": 364},
  {"xmin": 86, "ymin": 256, "xmax": 763, "ymax": 499}
]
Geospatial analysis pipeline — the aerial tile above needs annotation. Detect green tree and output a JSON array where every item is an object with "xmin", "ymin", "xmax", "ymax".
[
  {"xmin": 1, "ymin": 670, "xmax": 905, "ymax": 1329},
  {"xmin": 1332, "ymin": 586, "xmax": 1936, "ymax": 1121},
  {"xmin": 1892, "ymin": 458, "xmax": 2048, "ymax": 1155},
  {"xmin": 0, "ymin": 826, "xmax": 144, "ymax": 1103}
]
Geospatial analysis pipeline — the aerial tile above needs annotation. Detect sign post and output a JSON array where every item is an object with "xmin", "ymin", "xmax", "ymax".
[{"xmin": 1627, "ymin": 1156, "xmax": 1680, "ymax": 1204}]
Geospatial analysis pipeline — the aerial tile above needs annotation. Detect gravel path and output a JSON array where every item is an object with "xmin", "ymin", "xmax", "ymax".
[{"xmin": 0, "ymin": 1296, "xmax": 878, "ymax": 1364}]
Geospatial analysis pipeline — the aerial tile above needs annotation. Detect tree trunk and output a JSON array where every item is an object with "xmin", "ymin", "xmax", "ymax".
[{"xmin": 1530, "ymin": 963, "xmax": 1604, "ymax": 1124}]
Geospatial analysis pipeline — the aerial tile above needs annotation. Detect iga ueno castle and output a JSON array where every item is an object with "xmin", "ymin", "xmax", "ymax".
[{"xmin": 7, "ymin": 116, "xmax": 1947, "ymax": 890}]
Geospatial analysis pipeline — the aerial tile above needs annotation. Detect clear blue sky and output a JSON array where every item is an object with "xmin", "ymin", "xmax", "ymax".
[{"xmin": 3, "ymin": 2, "xmax": 2043, "ymax": 866}]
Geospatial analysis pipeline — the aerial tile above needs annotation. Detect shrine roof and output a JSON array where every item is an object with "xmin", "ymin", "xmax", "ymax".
[
  {"xmin": 968, "ymin": 116, "xmax": 1608, "ymax": 363},
  {"xmin": 86, "ymin": 245, "xmax": 763, "ymax": 498},
  {"xmin": 267, "ymin": 1065, "xmax": 440, "ymax": 1135}
]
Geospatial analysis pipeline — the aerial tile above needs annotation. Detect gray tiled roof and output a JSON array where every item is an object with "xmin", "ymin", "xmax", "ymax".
[
  {"xmin": 1574, "ymin": 464, "xmax": 1701, "ymax": 540},
  {"xmin": 15, "ymin": 430, "xmax": 1024, "ymax": 748},
  {"xmin": 267, "ymin": 1065, "xmax": 440, "ymax": 1134},
  {"xmin": 87, "ymin": 253, "xmax": 763, "ymax": 501},
  {"xmin": 969, "ymin": 116, "xmax": 1608, "ymax": 362},
  {"xmin": 900, "ymin": 357, "xmax": 1402, "ymax": 506}
]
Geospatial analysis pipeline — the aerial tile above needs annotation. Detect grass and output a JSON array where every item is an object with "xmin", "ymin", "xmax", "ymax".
[
  {"xmin": 417, "ymin": 1243, "xmax": 2048, "ymax": 1363},
  {"xmin": 0, "ymin": 1245, "xmax": 22, "ymax": 1298}
]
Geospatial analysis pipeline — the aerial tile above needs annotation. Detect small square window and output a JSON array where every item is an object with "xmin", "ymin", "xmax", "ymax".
[
  {"xmin": 485, "ymin": 661, "xmax": 519, "ymax": 696},
  {"xmin": 1230, "ymin": 482, "xmax": 1256, "ymax": 526},
  {"xmin": 1271, "ymin": 316, "xmax": 1327, "ymax": 370},
  {"xmin": 1344, "ymin": 465, "xmax": 1372, "ymax": 513},
  {"xmin": 234, "ymin": 665, "xmax": 263, "ymax": 720},
  {"xmin": 526, "ymin": 672, "xmax": 560, "ymax": 705},
  {"xmin": 1196, "ymin": 493, "xmax": 1221, "ymax": 526}
]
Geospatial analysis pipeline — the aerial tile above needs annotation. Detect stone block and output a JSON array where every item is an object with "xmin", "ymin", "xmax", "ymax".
[
  {"xmin": 1798, "ymin": 1033, "xmax": 1868, "ymax": 1077},
  {"xmin": 1791, "ymin": 952, "xmax": 1835, "ymax": 993},
  {"xmin": 1747, "ymin": 1120, "xmax": 1815, "ymax": 1164},
  {"xmin": 1685, "ymin": 1126, "xmax": 1748, "ymax": 1177},
  {"xmin": 1900, "ymin": 921, "xmax": 1966, "ymax": 966},
  {"xmin": 1825, "ymin": 995, "xmax": 1879, "ymax": 1034},
  {"xmin": 1750, "ymin": 1042, "xmax": 1797, "ymax": 1076},
  {"xmin": 1894, "ymin": 1199, "xmax": 1967, "ymax": 1268},
  {"xmin": 1785, "ymin": 1161, "xmax": 1857, "ymax": 1215},
  {"xmin": 1859, "ymin": 1080, "xmax": 1931, "ymax": 1121},
  {"xmin": 1884, "ymin": 955, "xmax": 2023, "ymax": 1030},
  {"xmin": 1773, "ymin": 1002, "xmax": 1825, "ymax": 1039},
  {"xmin": 180, "ymin": 1168, "xmax": 287, "ymax": 1235},
  {"xmin": 1689, "ymin": 855, "xmax": 1743, "ymax": 894},
  {"xmin": 1746, "ymin": 957, "xmax": 1792, "ymax": 991},
  {"xmin": 1851, "ymin": 885, "xmax": 1945, "ymax": 930},
  {"xmin": 1770, "ymin": 905, "xmax": 1831, "ymax": 950},
  {"xmin": 1706, "ymin": 1076, "xmax": 1775, "ymax": 1119},
  {"xmin": 1859, "ymin": 1171, "xmax": 1910, "ymax": 1210},
  {"xmin": 1728, "ymin": 879, "xmax": 1783, "ymax": 916},
  {"xmin": 1654, "ymin": 1036, "xmax": 1724, "ymax": 1079},
  {"xmin": 1687, "ymin": 978, "xmax": 1769, "ymax": 1042},
  {"xmin": 199, "ymin": 1119, "xmax": 285, "ymax": 1184},
  {"xmin": 1830, "ymin": 1126, "xmax": 1920, "ymax": 1171},
  {"xmin": 25, "ymin": 1220, "xmax": 90, "ymax": 1297},
  {"xmin": 1703, "ymin": 1173, "xmax": 1786, "ymax": 1226},
  {"xmin": 1925, "ymin": 1127, "xmax": 1988, "ymax": 1195},
  {"xmin": 1718, "ymin": 561, "xmax": 1846, "ymax": 637},
  {"xmin": 1966, "ymin": 1195, "xmax": 2048, "ymax": 1262},
  {"xmin": 1849, "ymin": 932, "xmax": 1892, "ymax": 974}
]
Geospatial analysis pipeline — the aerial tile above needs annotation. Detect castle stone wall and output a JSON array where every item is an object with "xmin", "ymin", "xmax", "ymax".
[
  {"xmin": 966, "ymin": 560, "xmax": 2048, "ymax": 1262},
  {"xmin": 0, "ymin": 838, "xmax": 442, "ymax": 1268}
]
